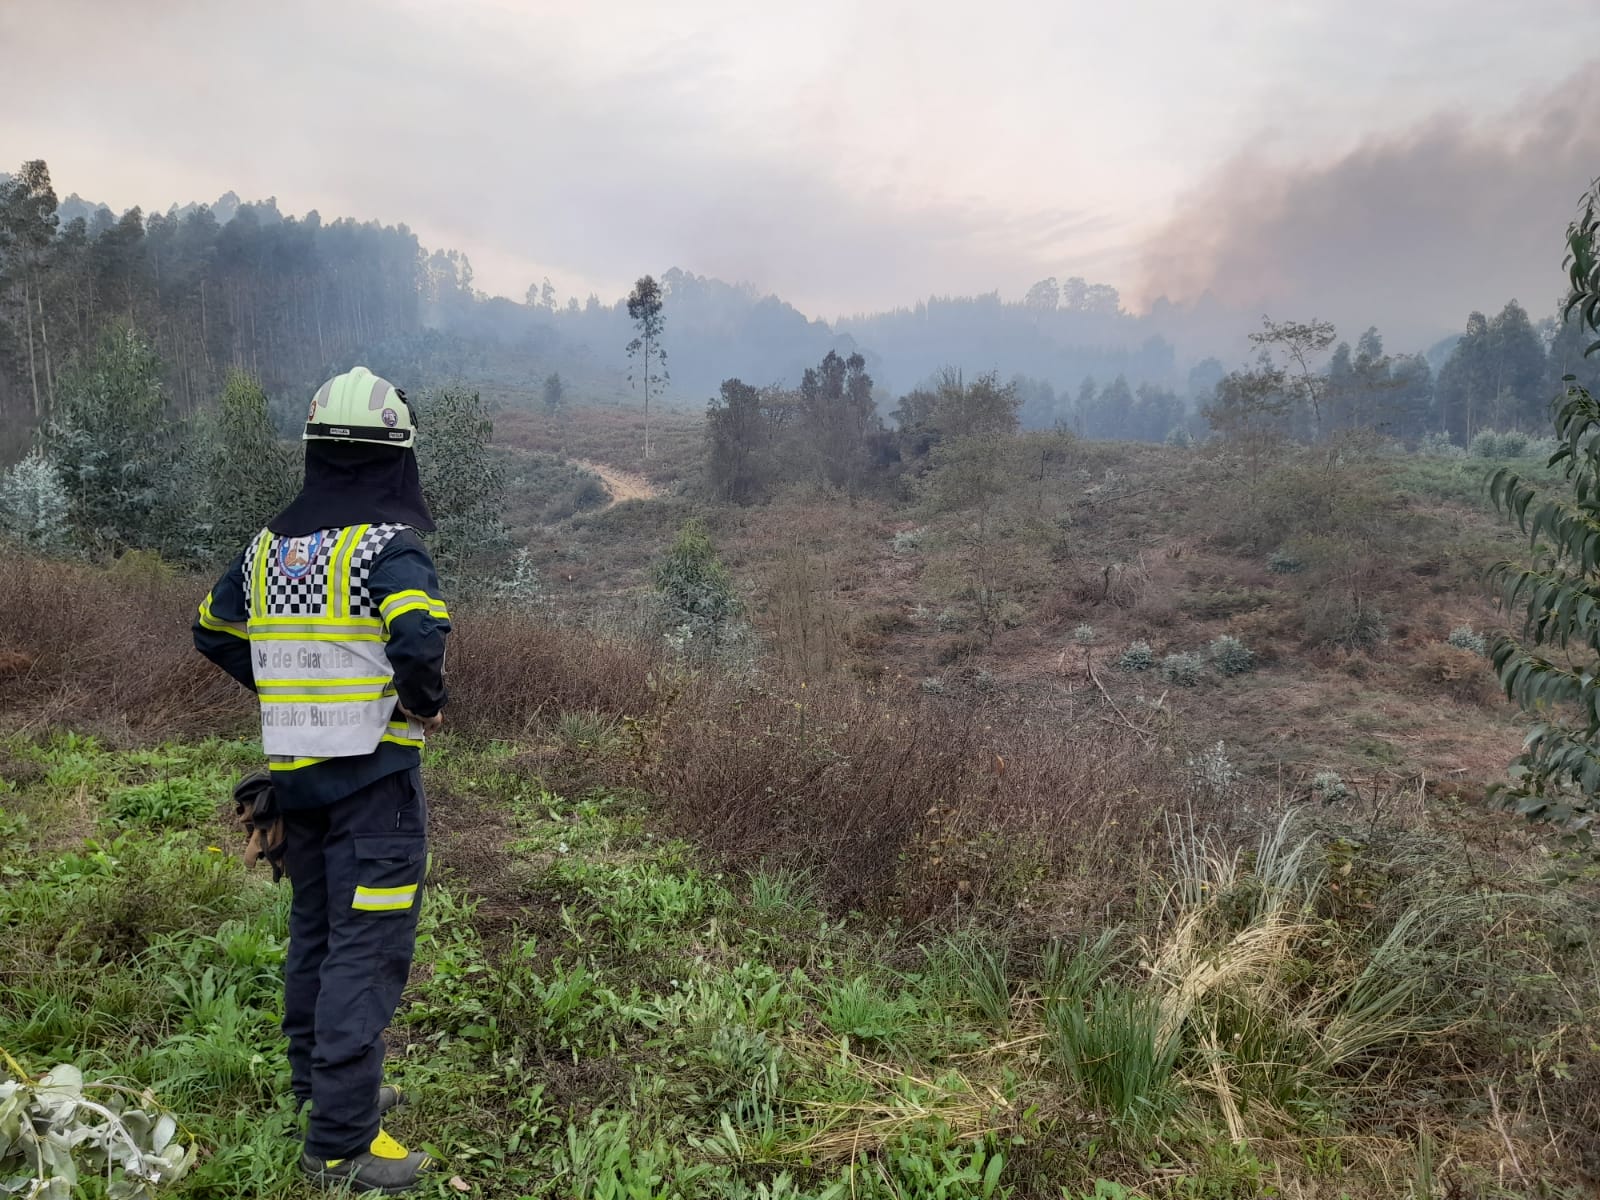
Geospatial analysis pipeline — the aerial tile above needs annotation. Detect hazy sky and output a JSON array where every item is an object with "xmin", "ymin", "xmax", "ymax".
[{"xmin": 4, "ymin": 0, "xmax": 1599, "ymax": 345}]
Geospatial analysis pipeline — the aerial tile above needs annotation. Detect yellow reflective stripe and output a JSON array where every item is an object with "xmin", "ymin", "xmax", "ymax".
[
  {"xmin": 256, "ymin": 682, "xmax": 391, "ymax": 695},
  {"xmin": 260, "ymin": 692, "xmax": 388, "ymax": 704},
  {"xmin": 379, "ymin": 590, "xmax": 431, "ymax": 615},
  {"xmin": 198, "ymin": 593, "xmax": 248, "ymax": 639},
  {"xmin": 247, "ymin": 615, "xmax": 382, "ymax": 629},
  {"xmin": 353, "ymin": 884, "xmax": 418, "ymax": 911},
  {"xmin": 268, "ymin": 756, "xmax": 325, "ymax": 771},
  {"xmin": 330, "ymin": 525, "xmax": 367, "ymax": 619},
  {"xmin": 258, "ymin": 676, "xmax": 390, "ymax": 689},
  {"xmin": 250, "ymin": 532, "xmax": 270, "ymax": 621},
  {"xmin": 382, "ymin": 599, "xmax": 431, "ymax": 622},
  {"xmin": 248, "ymin": 630, "xmax": 387, "ymax": 643},
  {"xmin": 381, "ymin": 731, "xmax": 426, "ymax": 749},
  {"xmin": 381, "ymin": 590, "xmax": 451, "ymax": 626}
]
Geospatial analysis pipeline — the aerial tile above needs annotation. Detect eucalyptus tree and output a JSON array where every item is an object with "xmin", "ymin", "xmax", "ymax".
[
  {"xmin": 1488, "ymin": 176, "xmax": 1600, "ymax": 834},
  {"xmin": 626, "ymin": 274, "xmax": 667, "ymax": 459}
]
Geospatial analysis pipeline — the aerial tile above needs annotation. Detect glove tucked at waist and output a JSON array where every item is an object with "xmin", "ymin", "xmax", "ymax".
[{"xmin": 233, "ymin": 772, "xmax": 288, "ymax": 882}]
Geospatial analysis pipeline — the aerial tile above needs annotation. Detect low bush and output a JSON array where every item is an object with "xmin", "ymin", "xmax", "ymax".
[
  {"xmin": 640, "ymin": 676, "xmax": 1174, "ymax": 913},
  {"xmin": 1469, "ymin": 429, "xmax": 1532, "ymax": 459},
  {"xmin": 1411, "ymin": 644, "xmax": 1498, "ymax": 706},
  {"xmin": 1116, "ymin": 641, "xmax": 1153, "ymax": 672},
  {"xmin": 1418, "ymin": 431, "xmax": 1465, "ymax": 459},
  {"xmin": 1207, "ymin": 634, "xmax": 1256, "ymax": 676},
  {"xmin": 1159, "ymin": 651, "xmax": 1205, "ymax": 686},
  {"xmin": 1302, "ymin": 594, "xmax": 1388, "ymax": 650},
  {"xmin": 1311, "ymin": 770, "xmax": 1350, "ymax": 802},
  {"xmin": 1446, "ymin": 624, "xmax": 1486, "ymax": 655},
  {"xmin": 0, "ymin": 555, "xmax": 246, "ymax": 738},
  {"xmin": 1266, "ymin": 547, "xmax": 1303, "ymax": 575}
]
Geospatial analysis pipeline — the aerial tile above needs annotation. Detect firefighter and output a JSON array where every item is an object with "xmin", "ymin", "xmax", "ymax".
[{"xmin": 194, "ymin": 367, "xmax": 448, "ymax": 1194}]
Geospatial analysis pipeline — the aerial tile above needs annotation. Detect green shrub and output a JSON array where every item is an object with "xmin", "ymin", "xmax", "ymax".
[
  {"xmin": 1266, "ymin": 547, "xmax": 1303, "ymax": 575},
  {"xmin": 1073, "ymin": 623, "xmax": 1096, "ymax": 645},
  {"xmin": 1159, "ymin": 651, "xmax": 1204, "ymax": 686},
  {"xmin": 1116, "ymin": 641, "xmax": 1153, "ymax": 672},
  {"xmin": 0, "ymin": 452, "xmax": 71, "ymax": 554},
  {"xmin": 1186, "ymin": 741, "xmax": 1238, "ymax": 797},
  {"xmin": 654, "ymin": 518, "xmax": 744, "ymax": 658},
  {"xmin": 1447, "ymin": 625, "xmax": 1487, "ymax": 655},
  {"xmin": 1419, "ymin": 431, "xmax": 1464, "ymax": 459},
  {"xmin": 1311, "ymin": 771, "xmax": 1350, "ymax": 803},
  {"xmin": 893, "ymin": 527, "xmax": 927, "ymax": 554},
  {"xmin": 1470, "ymin": 429, "xmax": 1532, "ymax": 459},
  {"xmin": 1208, "ymin": 635, "xmax": 1256, "ymax": 676},
  {"xmin": 1497, "ymin": 430, "xmax": 1531, "ymax": 457}
]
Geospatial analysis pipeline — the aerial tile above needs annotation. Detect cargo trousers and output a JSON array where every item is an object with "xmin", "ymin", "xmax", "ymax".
[{"xmin": 282, "ymin": 766, "xmax": 428, "ymax": 1159}]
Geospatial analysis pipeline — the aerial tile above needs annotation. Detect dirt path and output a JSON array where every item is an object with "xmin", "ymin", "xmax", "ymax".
[{"xmin": 575, "ymin": 460, "xmax": 660, "ymax": 509}]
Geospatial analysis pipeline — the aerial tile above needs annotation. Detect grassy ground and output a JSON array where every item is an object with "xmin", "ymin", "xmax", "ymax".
[
  {"xmin": 2, "ymin": 726, "xmax": 1596, "ymax": 1198},
  {"xmin": 2, "ymin": 415, "xmax": 1595, "ymax": 1195}
]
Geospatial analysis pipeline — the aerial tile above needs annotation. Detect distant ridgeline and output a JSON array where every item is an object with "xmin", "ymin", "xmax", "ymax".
[
  {"xmin": 0, "ymin": 160, "xmax": 1199, "ymax": 439},
  {"xmin": 4, "ymin": 159, "xmax": 1598, "ymax": 447}
]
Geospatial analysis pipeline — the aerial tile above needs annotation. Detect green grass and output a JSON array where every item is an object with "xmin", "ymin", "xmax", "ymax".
[
  {"xmin": 0, "ymin": 730, "xmax": 1596, "ymax": 1198},
  {"xmin": 1386, "ymin": 453, "xmax": 1561, "ymax": 507}
]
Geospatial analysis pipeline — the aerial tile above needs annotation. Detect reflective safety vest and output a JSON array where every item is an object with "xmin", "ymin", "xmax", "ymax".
[{"xmin": 234, "ymin": 523, "xmax": 447, "ymax": 767}]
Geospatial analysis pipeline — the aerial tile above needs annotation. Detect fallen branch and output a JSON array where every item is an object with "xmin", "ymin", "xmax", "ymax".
[{"xmin": 1085, "ymin": 650, "xmax": 1156, "ymax": 745}]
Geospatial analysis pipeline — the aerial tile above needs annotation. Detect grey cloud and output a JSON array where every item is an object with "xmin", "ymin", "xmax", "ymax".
[
  {"xmin": 0, "ymin": 0, "xmax": 1122, "ymax": 315},
  {"xmin": 1136, "ymin": 63, "xmax": 1600, "ymax": 349}
]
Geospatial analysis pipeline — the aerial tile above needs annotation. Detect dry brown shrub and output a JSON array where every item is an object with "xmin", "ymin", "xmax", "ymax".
[
  {"xmin": 0, "ymin": 554, "xmax": 246, "ymax": 739},
  {"xmin": 1064, "ymin": 561, "xmax": 1147, "ymax": 610},
  {"xmin": 1410, "ymin": 644, "xmax": 1498, "ymax": 706},
  {"xmin": 3, "ymin": 552, "xmax": 1193, "ymax": 920},
  {"xmin": 0, "ymin": 650, "xmax": 34, "ymax": 679},
  {"xmin": 0, "ymin": 553, "xmax": 661, "ymax": 743},
  {"xmin": 443, "ymin": 607, "xmax": 663, "ymax": 738},
  {"xmin": 639, "ymin": 676, "xmax": 1180, "ymax": 913}
]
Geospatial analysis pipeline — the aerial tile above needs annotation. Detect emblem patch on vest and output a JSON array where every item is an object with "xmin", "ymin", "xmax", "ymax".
[{"xmin": 276, "ymin": 532, "xmax": 325, "ymax": 580}]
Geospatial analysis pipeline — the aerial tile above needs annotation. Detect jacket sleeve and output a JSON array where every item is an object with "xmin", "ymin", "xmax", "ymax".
[
  {"xmin": 368, "ymin": 531, "xmax": 451, "ymax": 719},
  {"xmin": 193, "ymin": 549, "xmax": 257, "ymax": 693}
]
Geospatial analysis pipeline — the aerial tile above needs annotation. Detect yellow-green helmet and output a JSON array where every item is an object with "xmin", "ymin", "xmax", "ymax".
[{"xmin": 304, "ymin": 366, "xmax": 416, "ymax": 449}]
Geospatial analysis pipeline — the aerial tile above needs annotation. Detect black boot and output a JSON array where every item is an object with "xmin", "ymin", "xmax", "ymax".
[{"xmin": 300, "ymin": 1129, "xmax": 430, "ymax": 1195}]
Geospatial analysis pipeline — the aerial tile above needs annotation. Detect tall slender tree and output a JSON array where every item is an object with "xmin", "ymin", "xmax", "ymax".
[
  {"xmin": 626, "ymin": 275, "xmax": 667, "ymax": 459},
  {"xmin": 0, "ymin": 161, "xmax": 60, "ymax": 417}
]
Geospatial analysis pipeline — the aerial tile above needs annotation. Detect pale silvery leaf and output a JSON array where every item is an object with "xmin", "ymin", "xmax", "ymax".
[{"xmin": 150, "ymin": 1114, "xmax": 176, "ymax": 1154}]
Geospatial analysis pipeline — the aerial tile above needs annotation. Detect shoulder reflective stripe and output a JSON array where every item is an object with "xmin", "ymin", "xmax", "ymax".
[
  {"xmin": 251, "ymin": 532, "xmax": 270, "ymax": 620},
  {"xmin": 353, "ymin": 884, "xmax": 418, "ymax": 911}
]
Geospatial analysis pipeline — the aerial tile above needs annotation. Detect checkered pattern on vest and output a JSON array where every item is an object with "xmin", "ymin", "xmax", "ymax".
[{"xmin": 246, "ymin": 524, "xmax": 407, "ymax": 618}]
